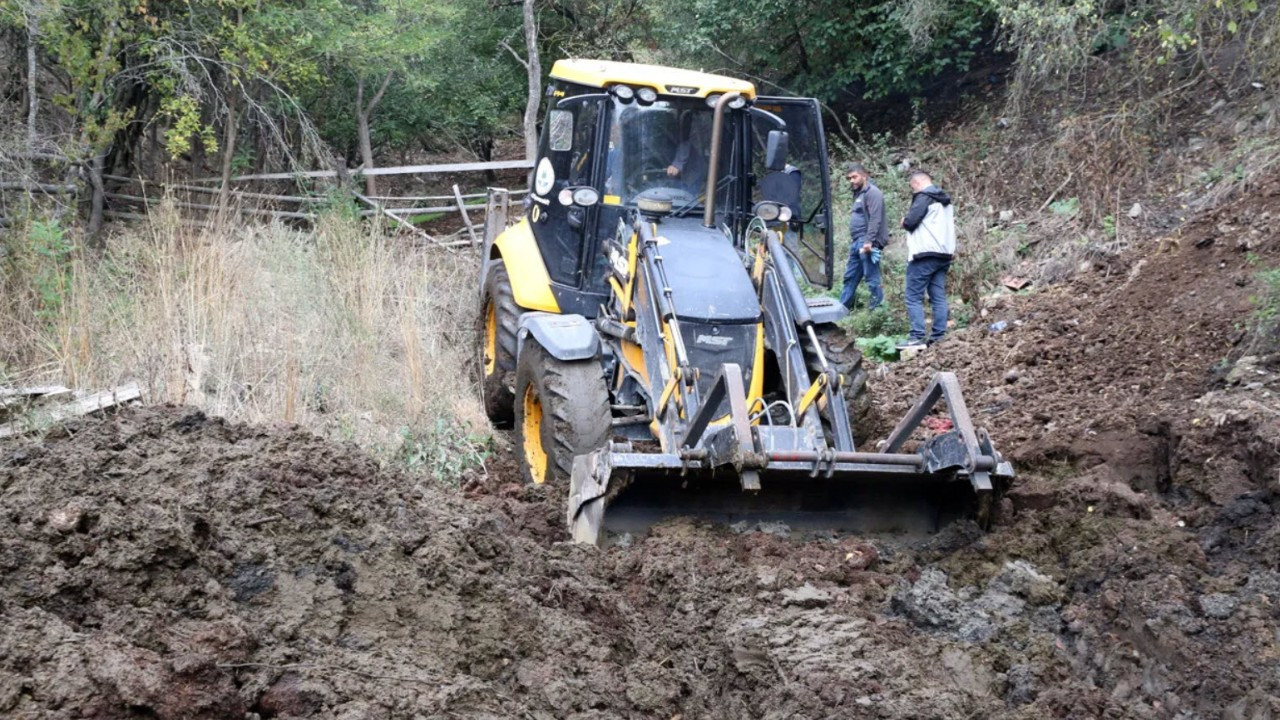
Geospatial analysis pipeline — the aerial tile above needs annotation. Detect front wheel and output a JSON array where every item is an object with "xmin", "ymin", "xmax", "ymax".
[
  {"xmin": 513, "ymin": 341, "xmax": 612, "ymax": 486},
  {"xmin": 805, "ymin": 324, "xmax": 873, "ymax": 444},
  {"xmin": 478, "ymin": 263, "xmax": 521, "ymax": 427}
]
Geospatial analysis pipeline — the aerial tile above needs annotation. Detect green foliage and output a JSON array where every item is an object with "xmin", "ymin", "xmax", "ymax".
[
  {"xmin": 159, "ymin": 95, "xmax": 218, "ymax": 158},
  {"xmin": 1049, "ymin": 197, "xmax": 1080, "ymax": 217},
  {"xmin": 1250, "ymin": 267, "xmax": 1280, "ymax": 348},
  {"xmin": 647, "ymin": 0, "xmax": 995, "ymax": 103},
  {"xmin": 1101, "ymin": 214, "xmax": 1116, "ymax": 238},
  {"xmin": 855, "ymin": 334, "xmax": 904, "ymax": 362},
  {"xmin": 992, "ymin": 0, "xmax": 1273, "ymax": 104},
  {"xmin": 848, "ymin": 306, "xmax": 910, "ymax": 338},
  {"xmin": 395, "ymin": 418, "xmax": 495, "ymax": 484},
  {"xmin": 27, "ymin": 219, "xmax": 76, "ymax": 321}
]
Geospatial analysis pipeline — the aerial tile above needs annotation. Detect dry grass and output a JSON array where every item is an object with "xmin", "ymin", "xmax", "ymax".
[{"xmin": 1, "ymin": 199, "xmax": 488, "ymax": 468}]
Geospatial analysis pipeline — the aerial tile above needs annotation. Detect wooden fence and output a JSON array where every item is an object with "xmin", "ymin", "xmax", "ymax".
[{"xmin": 7, "ymin": 158, "xmax": 531, "ymax": 250}]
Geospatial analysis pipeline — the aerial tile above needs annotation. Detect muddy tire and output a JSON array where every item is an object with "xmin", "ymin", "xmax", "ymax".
[
  {"xmin": 513, "ymin": 341, "xmax": 612, "ymax": 487},
  {"xmin": 806, "ymin": 324, "xmax": 873, "ymax": 444},
  {"xmin": 478, "ymin": 263, "xmax": 522, "ymax": 427}
]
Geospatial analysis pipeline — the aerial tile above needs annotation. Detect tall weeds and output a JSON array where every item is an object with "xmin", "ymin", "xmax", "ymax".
[{"xmin": 1, "ymin": 201, "xmax": 488, "ymax": 470}]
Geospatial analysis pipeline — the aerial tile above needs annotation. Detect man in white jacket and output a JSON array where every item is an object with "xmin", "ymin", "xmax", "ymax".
[{"xmin": 898, "ymin": 171, "xmax": 956, "ymax": 349}]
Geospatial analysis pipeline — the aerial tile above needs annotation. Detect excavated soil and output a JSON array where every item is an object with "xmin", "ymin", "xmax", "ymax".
[{"xmin": 2, "ymin": 179, "xmax": 1279, "ymax": 719}]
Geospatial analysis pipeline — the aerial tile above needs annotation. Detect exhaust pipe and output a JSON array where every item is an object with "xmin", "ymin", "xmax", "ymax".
[{"xmin": 703, "ymin": 91, "xmax": 739, "ymax": 228}]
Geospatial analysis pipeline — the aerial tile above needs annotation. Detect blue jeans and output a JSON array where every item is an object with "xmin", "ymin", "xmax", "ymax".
[
  {"xmin": 839, "ymin": 243, "xmax": 882, "ymax": 310},
  {"xmin": 905, "ymin": 257, "xmax": 950, "ymax": 342}
]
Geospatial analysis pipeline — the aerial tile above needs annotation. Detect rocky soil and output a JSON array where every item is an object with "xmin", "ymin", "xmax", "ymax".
[{"xmin": 1, "ymin": 178, "xmax": 1277, "ymax": 719}]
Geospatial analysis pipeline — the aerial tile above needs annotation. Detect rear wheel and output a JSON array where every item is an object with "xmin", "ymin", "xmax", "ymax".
[
  {"xmin": 513, "ymin": 342, "xmax": 612, "ymax": 486},
  {"xmin": 478, "ymin": 263, "xmax": 521, "ymax": 427},
  {"xmin": 806, "ymin": 324, "xmax": 873, "ymax": 444}
]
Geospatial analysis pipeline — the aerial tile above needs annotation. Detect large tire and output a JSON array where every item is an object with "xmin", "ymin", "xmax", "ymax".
[
  {"xmin": 513, "ymin": 342, "xmax": 612, "ymax": 486},
  {"xmin": 805, "ymin": 324, "xmax": 873, "ymax": 444},
  {"xmin": 478, "ymin": 263, "xmax": 521, "ymax": 427}
]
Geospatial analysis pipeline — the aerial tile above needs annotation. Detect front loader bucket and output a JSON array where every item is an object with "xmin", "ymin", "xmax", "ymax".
[
  {"xmin": 567, "ymin": 372, "xmax": 1014, "ymax": 546},
  {"xmin": 568, "ymin": 452, "xmax": 998, "ymax": 545}
]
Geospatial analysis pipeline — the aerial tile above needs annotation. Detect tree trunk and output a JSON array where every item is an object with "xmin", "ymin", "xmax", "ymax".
[
  {"xmin": 25, "ymin": 5, "xmax": 38, "ymax": 150},
  {"xmin": 520, "ymin": 0, "xmax": 542, "ymax": 165},
  {"xmin": 356, "ymin": 71, "xmax": 392, "ymax": 197},
  {"xmin": 87, "ymin": 150, "xmax": 105, "ymax": 235},
  {"xmin": 217, "ymin": 89, "xmax": 240, "ymax": 232}
]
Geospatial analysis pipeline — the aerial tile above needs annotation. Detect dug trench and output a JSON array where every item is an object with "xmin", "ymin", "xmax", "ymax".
[{"xmin": 1, "ymin": 178, "xmax": 1278, "ymax": 718}]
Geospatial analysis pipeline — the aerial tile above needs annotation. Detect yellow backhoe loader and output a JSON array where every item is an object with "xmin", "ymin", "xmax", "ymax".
[{"xmin": 478, "ymin": 59, "xmax": 1013, "ymax": 544}]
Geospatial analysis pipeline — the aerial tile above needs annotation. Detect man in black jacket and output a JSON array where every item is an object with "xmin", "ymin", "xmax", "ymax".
[
  {"xmin": 898, "ymin": 170, "xmax": 957, "ymax": 348},
  {"xmin": 838, "ymin": 162, "xmax": 887, "ymax": 310}
]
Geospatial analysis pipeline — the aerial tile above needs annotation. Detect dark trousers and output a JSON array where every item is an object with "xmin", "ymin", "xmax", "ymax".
[
  {"xmin": 839, "ymin": 243, "xmax": 882, "ymax": 310},
  {"xmin": 905, "ymin": 257, "xmax": 950, "ymax": 342}
]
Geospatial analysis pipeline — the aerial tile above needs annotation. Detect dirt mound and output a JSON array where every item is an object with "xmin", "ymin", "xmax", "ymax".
[
  {"xmin": 877, "ymin": 174, "xmax": 1280, "ymax": 500},
  {"xmin": 1, "ymin": 181, "xmax": 1278, "ymax": 718}
]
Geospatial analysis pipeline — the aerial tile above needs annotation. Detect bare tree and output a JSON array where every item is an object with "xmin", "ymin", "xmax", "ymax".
[
  {"xmin": 520, "ymin": 0, "xmax": 540, "ymax": 162},
  {"xmin": 356, "ymin": 71, "xmax": 393, "ymax": 196},
  {"xmin": 25, "ymin": 3, "xmax": 38, "ymax": 151}
]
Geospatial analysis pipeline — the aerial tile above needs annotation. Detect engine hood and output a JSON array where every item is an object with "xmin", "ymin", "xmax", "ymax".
[{"xmin": 649, "ymin": 217, "xmax": 760, "ymax": 324}]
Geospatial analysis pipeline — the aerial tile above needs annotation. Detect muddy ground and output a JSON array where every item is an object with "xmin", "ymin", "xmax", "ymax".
[{"xmin": 2, "ymin": 179, "xmax": 1278, "ymax": 719}]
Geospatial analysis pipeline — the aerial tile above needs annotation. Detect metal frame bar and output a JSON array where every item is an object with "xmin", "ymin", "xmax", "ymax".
[{"xmin": 882, "ymin": 372, "xmax": 982, "ymax": 465}]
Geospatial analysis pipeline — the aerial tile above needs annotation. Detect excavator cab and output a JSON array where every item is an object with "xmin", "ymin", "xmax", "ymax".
[{"xmin": 478, "ymin": 59, "xmax": 1013, "ymax": 544}]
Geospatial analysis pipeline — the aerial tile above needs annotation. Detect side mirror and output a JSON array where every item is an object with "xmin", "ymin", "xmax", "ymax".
[{"xmin": 765, "ymin": 130, "xmax": 789, "ymax": 172}]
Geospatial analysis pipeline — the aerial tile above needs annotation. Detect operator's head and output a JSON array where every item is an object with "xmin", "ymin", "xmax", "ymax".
[
  {"xmin": 844, "ymin": 162, "xmax": 868, "ymax": 191},
  {"xmin": 908, "ymin": 170, "xmax": 934, "ymax": 192}
]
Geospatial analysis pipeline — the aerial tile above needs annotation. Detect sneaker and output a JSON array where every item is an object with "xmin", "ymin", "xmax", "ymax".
[
  {"xmin": 896, "ymin": 337, "xmax": 927, "ymax": 351},
  {"xmin": 926, "ymin": 337, "xmax": 944, "ymax": 347}
]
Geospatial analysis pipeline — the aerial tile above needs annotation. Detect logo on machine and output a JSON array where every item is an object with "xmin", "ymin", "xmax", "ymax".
[
  {"xmin": 695, "ymin": 334, "xmax": 732, "ymax": 347},
  {"xmin": 666, "ymin": 85, "xmax": 698, "ymax": 95}
]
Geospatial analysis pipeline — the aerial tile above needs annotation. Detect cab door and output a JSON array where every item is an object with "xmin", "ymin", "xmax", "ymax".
[
  {"xmin": 750, "ymin": 97, "xmax": 835, "ymax": 288},
  {"xmin": 529, "ymin": 97, "xmax": 604, "ymax": 289}
]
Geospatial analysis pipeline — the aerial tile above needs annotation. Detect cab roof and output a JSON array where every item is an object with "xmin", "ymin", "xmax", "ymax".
[{"xmin": 549, "ymin": 59, "xmax": 756, "ymax": 100}]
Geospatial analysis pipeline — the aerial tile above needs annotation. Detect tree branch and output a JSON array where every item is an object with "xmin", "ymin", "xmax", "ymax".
[
  {"xmin": 367, "ymin": 70, "xmax": 394, "ymax": 114},
  {"xmin": 499, "ymin": 40, "xmax": 529, "ymax": 70}
]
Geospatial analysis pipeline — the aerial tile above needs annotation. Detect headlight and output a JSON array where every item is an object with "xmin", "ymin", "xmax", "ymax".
[
  {"xmin": 571, "ymin": 187, "xmax": 600, "ymax": 206},
  {"xmin": 636, "ymin": 87, "xmax": 657, "ymax": 104},
  {"xmin": 558, "ymin": 188, "xmax": 575, "ymax": 206},
  {"xmin": 753, "ymin": 201, "xmax": 783, "ymax": 222},
  {"xmin": 706, "ymin": 93, "xmax": 747, "ymax": 109},
  {"xmin": 612, "ymin": 84, "xmax": 635, "ymax": 102}
]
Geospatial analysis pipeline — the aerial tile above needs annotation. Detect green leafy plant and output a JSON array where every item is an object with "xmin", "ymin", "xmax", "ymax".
[
  {"xmin": 855, "ymin": 333, "xmax": 906, "ymax": 361},
  {"xmin": 1101, "ymin": 214, "xmax": 1117, "ymax": 238},
  {"xmin": 28, "ymin": 219, "xmax": 76, "ymax": 321},
  {"xmin": 396, "ymin": 418, "xmax": 495, "ymax": 485},
  {"xmin": 1247, "ymin": 266, "xmax": 1280, "ymax": 353},
  {"xmin": 856, "ymin": 334, "xmax": 905, "ymax": 362},
  {"xmin": 848, "ymin": 305, "xmax": 911, "ymax": 338},
  {"xmin": 1049, "ymin": 197, "xmax": 1080, "ymax": 217}
]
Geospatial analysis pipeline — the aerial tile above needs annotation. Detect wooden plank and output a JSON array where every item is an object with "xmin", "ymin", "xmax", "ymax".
[
  {"xmin": 188, "ymin": 159, "xmax": 533, "ymax": 184},
  {"xmin": 105, "ymin": 193, "xmax": 315, "ymax": 220},
  {"xmin": 104, "ymin": 175, "xmax": 327, "ymax": 204},
  {"xmin": 0, "ymin": 385, "xmax": 72, "ymax": 398},
  {"xmin": 0, "ymin": 181, "xmax": 77, "ymax": 192},
  {"xmin": 0, "ymin": 382, "xmax": 141, "ymax": 438},
  {"xmin": 104, "ymin": 210, "xmax": 212, "ymax": 228},
  {"xmin": 365, "ymin": 189, "xmax": 527, "ymax": 203},
  {"xmin": 357, "ymin": 205, "xmax": 466, "ymax": 217},
  {"xmin": 453, "ymin": 184, "xmax": 480, "ymax": 246},
  {"xmin": 354, "ymin": 192, "xmax": 454, "ymax": 250}
]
